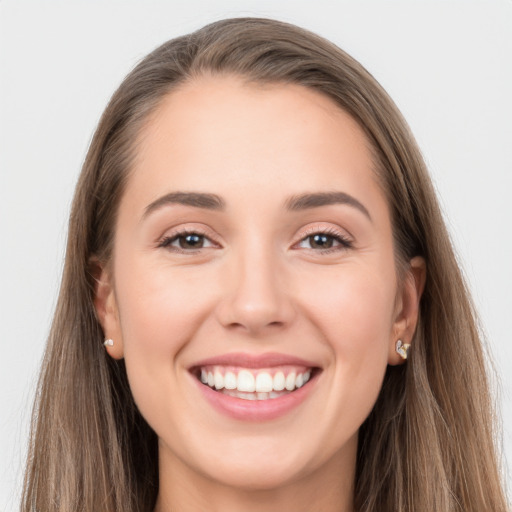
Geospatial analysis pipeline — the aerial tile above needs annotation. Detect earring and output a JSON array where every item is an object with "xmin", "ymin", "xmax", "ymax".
[
  {"xmin": 103, "ymin": 338, "xmax": 114, "ymax": 347},
  {"xmin": 396, "ymin": 339, "xmax": 411, "ymax": 360}
]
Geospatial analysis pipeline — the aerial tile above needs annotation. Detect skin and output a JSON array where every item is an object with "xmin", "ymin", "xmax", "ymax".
[{"xmin": 95, "ymin": 75, "xmax": 425, "ymax": 512}]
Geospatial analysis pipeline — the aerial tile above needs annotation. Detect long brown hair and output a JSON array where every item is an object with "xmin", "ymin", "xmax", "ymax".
[{"xmin": 21, "ymin": 17, "xmax": 508, "ymax": 511}]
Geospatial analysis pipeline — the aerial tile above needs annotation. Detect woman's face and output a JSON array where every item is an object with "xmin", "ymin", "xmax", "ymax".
[{"xmin": 97, "ymin": 75, "xmax": 422, "ymax": 496}]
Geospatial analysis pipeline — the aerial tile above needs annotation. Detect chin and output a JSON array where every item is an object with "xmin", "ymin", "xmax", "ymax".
[
  {"xmin": 201, "ymin": 459, "xmax": 306, "ymax": 492},
  {"xmin": 188, "ymin": 436, "xmax": 322, "ymax": 491}
]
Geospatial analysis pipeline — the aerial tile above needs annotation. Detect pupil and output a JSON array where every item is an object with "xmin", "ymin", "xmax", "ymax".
[
  {"xmin": 180, "ymin": 234, "xmax": 203, "ymax": 248},
  {"xmin": 311, "ymin": 234, "xmax": 333, "ymax": 249}
]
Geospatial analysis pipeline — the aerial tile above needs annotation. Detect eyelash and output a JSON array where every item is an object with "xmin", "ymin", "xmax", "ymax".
[
  {"xmin": 295, "ymin": 226, "xmax": 353, "ymax": 254},
  {"xmin": 157, "ymin": 227, "xmax": 353, "ymax": 255},
  {"xmin": 158, "ymin": 229, "xmax": 218, "ymax": 253}
]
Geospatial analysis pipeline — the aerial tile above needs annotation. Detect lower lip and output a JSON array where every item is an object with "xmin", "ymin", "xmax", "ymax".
[{"xmin": 193, "ymin": 373, "xmax": 318, "ymax": 421}]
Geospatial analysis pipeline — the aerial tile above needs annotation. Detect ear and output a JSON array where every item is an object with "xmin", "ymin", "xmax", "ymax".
[
  {"xmin": 91, "ymin": 258, "xmax": 124, "ymax": 359},
  {"xmin": 388, "ymin": 256, "xmax": 426, "ymax": 365}
]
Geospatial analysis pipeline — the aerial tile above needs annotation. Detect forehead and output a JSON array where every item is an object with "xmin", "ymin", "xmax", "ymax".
[{"xmin": 125, "ymin": 74, "xmax": 385, "ymax": 216}]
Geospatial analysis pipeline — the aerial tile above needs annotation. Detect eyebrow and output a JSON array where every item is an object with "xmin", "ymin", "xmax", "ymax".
[
  {"xmin": 143, "ymin": 192, "xmax": 226, "ymax": 218},
  {"xmin": 143, "ymin": 190, "xmax": 371, "ymax": 221},
  {"xmin": 285, "ymin": 191, "xmax": 372, "ymax": 221}
]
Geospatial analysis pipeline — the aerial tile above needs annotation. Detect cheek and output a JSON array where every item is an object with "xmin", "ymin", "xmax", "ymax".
[
  {"xmin": 113, "ymin": 258, "xmax": 212, "ymax": 414},
  {"xmin": 299, "ymin": 264, "xmax": 396, "ymax": 420},
  {"xmin": 117, "ymin": 270, "xmax": 200, "ymax": 352},
  {"xmin": 301, "ymin": 263, "xmax": 396, "ymax": 347}
]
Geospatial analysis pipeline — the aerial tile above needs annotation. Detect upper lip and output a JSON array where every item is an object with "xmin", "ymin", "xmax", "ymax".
[{"xmin": 190, "ymin": 352, "xmax": 320, "ymax": 370}]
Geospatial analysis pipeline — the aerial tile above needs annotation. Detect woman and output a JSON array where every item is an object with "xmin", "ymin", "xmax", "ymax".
[{"xmin": 21, "ymin": 17, "xmax": 508, "ymax": 512}]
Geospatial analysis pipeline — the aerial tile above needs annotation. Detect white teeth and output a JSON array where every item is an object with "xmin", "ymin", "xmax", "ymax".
[
  {"xmin": 285, "ymin": 372, "xmax": 296, "ymax": 391},
  {"xmin": 255, "ymin": 372, "xmax": 273, "ymax": 392},
  {"xmin": 199, "ymin": 367, "xmax": 314, "ymax": 396},
  {"xmin": 214, "ymin": 370, "xmax": 224, "ymax": 390},
  {"xmin": 237, "ymin": 370, "xmax": 256, "ymax": 392},
  {"xmin": 224, "ymin": 371, "xmax": 237, "ymax": 390},
  {"xmin": 273, "ymin": 371, "xmax": 285, "ymax": 391}
]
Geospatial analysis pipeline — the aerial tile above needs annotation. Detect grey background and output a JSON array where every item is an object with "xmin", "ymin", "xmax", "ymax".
[{"xmin": 1, "ymin": 1, "xmax": 511, "ymax": 509}]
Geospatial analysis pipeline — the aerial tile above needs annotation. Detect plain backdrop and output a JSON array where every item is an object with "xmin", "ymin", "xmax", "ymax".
[{"xmin": 1, "ymin": 0, "xmax": 511, "ymax": 509}]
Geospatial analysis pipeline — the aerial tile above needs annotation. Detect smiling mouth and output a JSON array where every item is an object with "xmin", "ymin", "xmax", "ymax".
[{"xmin": 192, "ymin": 365, "xmax": 320, "ymax": 401}]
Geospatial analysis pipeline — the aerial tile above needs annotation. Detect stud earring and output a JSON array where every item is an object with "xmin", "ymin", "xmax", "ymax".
[
  {"xmin": 103, "ymin": 339, "xmax": 114, "ymax": 347},
  {"xmin": 396, "ymin": 339, "xmax": 411, "ymax": 360}
]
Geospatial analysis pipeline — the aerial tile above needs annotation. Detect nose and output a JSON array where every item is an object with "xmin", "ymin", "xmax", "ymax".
[{"xmin": 215, "ymin": 243, "xmax": 296, "ymax": 336}]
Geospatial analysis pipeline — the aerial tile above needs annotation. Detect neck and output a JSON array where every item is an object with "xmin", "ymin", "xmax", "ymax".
[{"xmin": 154, "ymin": 440, "xmax": 356, "ymax": 512}]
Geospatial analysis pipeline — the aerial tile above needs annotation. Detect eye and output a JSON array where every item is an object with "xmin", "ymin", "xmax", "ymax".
[
  {"xmin": 296, "ymin": 228, "xmax": 352, "ymax": 253},
  {"xmin": 158, "ymin": 230, "xmax": 217, "ymax": 252}
]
